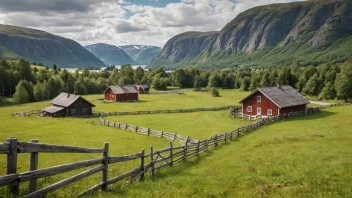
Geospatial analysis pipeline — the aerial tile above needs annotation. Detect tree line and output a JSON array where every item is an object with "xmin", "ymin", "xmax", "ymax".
[{"xmin": 0, "ymin": 59, "xmax": 351, "ymax": 104}]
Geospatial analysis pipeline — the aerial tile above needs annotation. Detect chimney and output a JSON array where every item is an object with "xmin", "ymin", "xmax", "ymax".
[
  {"xmin": 74, "ymin": 90, "xmax": 78, "ymax": 95},
  {"xmin": 277, "ymin": 84, "xmax": 281, "ymax": 88},
  {"xmin": 67, "ymin": 93, "xmax": 70, "ymax": 98}
]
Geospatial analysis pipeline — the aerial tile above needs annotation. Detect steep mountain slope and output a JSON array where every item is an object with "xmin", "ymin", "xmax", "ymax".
[
  {"xmin": 149, "ymin": 0, "xmax": 352, "ymax": 69},
  {"xmin": 85, "ymin": 43, "xmax": 137, "ymax": 65},
  {"xmin": 119, "ymin": 45, "xmax": 161, "ymax": 64},
  {"xmin": 0, "ymin": 24, "xmax": 105, "ymax": 68}
]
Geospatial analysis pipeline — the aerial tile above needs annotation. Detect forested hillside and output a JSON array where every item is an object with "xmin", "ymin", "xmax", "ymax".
[
  {"xmin": 0, "ymin": 59, "xmax": 351, "ymax": 105},
  {"xmin": 149, "ymin": 0, "xmax": 352, "ymax": 70},
  {"xmin": 0, "ymin": 25, "xmax": 105, "ymax": 68}
]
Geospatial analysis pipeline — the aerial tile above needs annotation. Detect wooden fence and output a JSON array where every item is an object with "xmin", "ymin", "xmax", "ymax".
[
  {"xmin": 93, "ymin": 105, "xmax": 235, "ymax": 117},
  {"xmin": 12, "ymin": 110, "xmax": 42, "ymax": 117},
  {"xmin": 99, "ymin": 117, "xmax": 198, "ymax": 143},
  {"xmin": 1, "ymin": 103, "xmax": 349, "ymax": 197}
]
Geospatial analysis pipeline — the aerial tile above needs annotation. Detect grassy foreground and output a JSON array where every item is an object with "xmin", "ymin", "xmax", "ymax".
[{"xmin": 96, "ymin": 106, "xmax": 352, "ymax": 198}]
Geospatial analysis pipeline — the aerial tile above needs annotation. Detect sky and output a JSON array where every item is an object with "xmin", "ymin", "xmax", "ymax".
[{"xmin": 0, "ymin": 0, "xmax": 305, "ymax": 47}]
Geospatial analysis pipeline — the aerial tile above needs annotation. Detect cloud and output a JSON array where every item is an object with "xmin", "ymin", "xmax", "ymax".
[
  {"xmin": 0, "ymin": 0, "xmax": 305, "ymax": 47},
  {"xmin": 115, "ymin": 21, "xmax": 148, "ymax": 33}
]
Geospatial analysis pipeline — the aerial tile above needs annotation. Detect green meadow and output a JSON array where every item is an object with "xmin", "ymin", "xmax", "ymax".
[
  {"xmin": 99, "ymin": 106, "xmax": 352, "ymax": 198},
  {"xmin": 0, "ymin": 89, "xmax": 351, "ymax": 197}
]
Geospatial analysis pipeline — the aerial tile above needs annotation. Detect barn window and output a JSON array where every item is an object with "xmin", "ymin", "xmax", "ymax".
[
  {"xmin": 247, "ymin": 106, "xmax": 252, "ymax": 112},
  {"xmin": 82, "ymin": 108, "xmax": 89, "ymax": 113},
  {"xmin": 257, "ymin": 96, "xmax": 261, "ymax": 102},
  {"xmin": 268, "ymin": 109, "xmax": 272, "ymax": 116},
  {"xmin": 257, "ymin": 108, "xmax": 261, "ymax": 115},
  {"xmin": 71, "ymin": 109, "xmax": 76, "ymax": 115}
]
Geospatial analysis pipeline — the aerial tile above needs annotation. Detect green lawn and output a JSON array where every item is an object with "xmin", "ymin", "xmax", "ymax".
[
  {"xmin": 89, "ymin": 89, "xmax": 248, "ymax": 113},
  {"xmin": 96, "ymin": 106, "xmax": 352, "ymax": 198},
  {"xmin": 106, "ymin": 111, "xmax": 252, "ymax": 139},
  {"xmin": 0, "ymin": 89, "xmax": 248, "ymax": 197},
  {"xmin": 0, "ymin": 100, "xmax": 170, "ymax": 197},
  {"xmin": 1, "ymin": 90, "xmax": 350, "ymax": 197}
]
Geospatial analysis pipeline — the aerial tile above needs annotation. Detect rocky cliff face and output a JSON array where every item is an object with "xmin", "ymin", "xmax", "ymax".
[
  {"xmin": 0, "ymin": 24, "xmax": 105, "ymax": 68},
  {"xmin": 149, "ymin": 0, "xmax": 352, "ymax": 69},
  {"xmin": 85, "ymin": 43, "xmax": 136, "ymax": 66},
  {"xmin": 119, "ymin": 45, "xmax": 161, "ymax": 64}
]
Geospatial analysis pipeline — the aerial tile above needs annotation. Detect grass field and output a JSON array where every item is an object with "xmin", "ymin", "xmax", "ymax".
[
  {"xmin": 0, "ymin": 89, "xmax": 248, "ymax": 197},
  {"xmin": 97, "ymin": 106, "xmax": 352, "ymax": 198},
  {"xmin": 1, "ymin": 89, "xmax": 350, "ymax": 197},
  {"xmin": 105, "ymin": 111, "xmax": 252, "ymax": 139}
]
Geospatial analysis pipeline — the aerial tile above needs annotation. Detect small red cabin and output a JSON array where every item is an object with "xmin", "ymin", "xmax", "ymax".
[
  {"xmin": 134, "ymin": 85, "xmax": 150, "ymax": 94},
  {"xmin": 239, "ymin": 85, "xmax": 309, "ymax": 117},
  {"xmin": 104, "ymin": 85, "xmax": 139, "ymax": 102}
]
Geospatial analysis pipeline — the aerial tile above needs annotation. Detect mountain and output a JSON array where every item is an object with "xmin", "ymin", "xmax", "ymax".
[
  {"xmin": 119, "ymin": 45, "xmax": 161, "ymax": 64},
  {"xmin": 0, "ymin": 24, "xmax": 105, "ymax": 68},
  {"xmin": 149, "ymin": 0, "xmax": 352, "ymax": 70},
  {"xmin": 85, "ymin": 43, "xmax": 137, "ymax": 66}
]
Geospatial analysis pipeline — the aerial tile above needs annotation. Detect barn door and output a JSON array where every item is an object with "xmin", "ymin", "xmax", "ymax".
[{"xmin": 257, "ymin": 107, "xmax": 261, "ymax": 115}]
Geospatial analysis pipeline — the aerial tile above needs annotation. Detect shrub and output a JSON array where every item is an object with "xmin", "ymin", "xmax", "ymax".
[{"xmin": 210, "ymin": 87, "xmax": 220, "ymax": 97}]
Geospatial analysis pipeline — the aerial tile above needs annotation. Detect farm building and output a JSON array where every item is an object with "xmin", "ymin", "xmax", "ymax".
[
  {"xmin": 134, "ymin": 85, "xmax": 150, "ymax": 94},
  {"xmin": 42, "ymin": 92, "xmax": 95, "ymax": 117},
  {"xmin": 104, "ymin": 85, "xmax": 139, "ymax": 102},
  {"xmin": 239, "ymin": 85, "xmax": 309, "ymax": 117}
]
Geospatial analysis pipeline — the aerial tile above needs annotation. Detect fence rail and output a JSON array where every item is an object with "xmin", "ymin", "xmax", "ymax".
[
  {"xmin": 1, "ymin": 103, "xmax": 349, "ymax": 197},
  {"xmin": 94, "ymin": 105, "xmax": 236, "ymax": 117},
  {"xmin": 12, "ymin": 110, "xmax": 42, "ymax": 116}
]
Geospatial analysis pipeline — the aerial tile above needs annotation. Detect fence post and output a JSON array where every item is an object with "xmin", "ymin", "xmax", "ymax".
[
  {"xmin": 140, "ymin": 149, "xmax": 145, "ymax": 181},
  {"xmin": 205, "ymin": 139, "xmax": 208, "ymax": 150},
  {"xmin": 7, "ymin": 138, "xmax": 19, "ymax": 196},
  {"xmin": 118, "ymin": 123, "xmax": 121, "ymax": 128},
  {"xmin": 29, "ymin": 139, "xmax": 39, "ymax": 193},
  {"xmin": 135, "ymin": 126, "xmax": 138, "ymax": 132},
  {"xmin": 125, "ymin": 123, "xmax": 128, "ymax": 130},
  {"xmin": 197, "ymin": 140, "xmax": 200, "ymax": 156},
  {"xmin": 161, "ymin": 131, "xmax": 163, "ymax": 138},
  {"xmin": 114, "ymin": 122, "xmax": 116, "ymax": 127},
  {"xmin": 147, "ymin": 128, "xmax": 150, "ymax": 136},
  {"xmin": 169, "ymin": 142, "xmax": 173, "ymax": 167},
  {"xmin": 215, "ymin": 135, "xmax": 218, "ymax": 147},
  {"xmin": 150, "ymin": 146, "xmax": 155, "ymax": 177},
  {"xmin": 101, "ymin": 142, "xmax": 109, "ymax": 191},
  {"xmin": 224, "ymin": 133, "xmax": 227, "ymax": 143},
  {"xmin": 184, "ymin": 136, "xmax": 189, "ymax": 159},
  {"xmin": 173, "ymin": 133, "xmax": 177, "ymax": 141}
]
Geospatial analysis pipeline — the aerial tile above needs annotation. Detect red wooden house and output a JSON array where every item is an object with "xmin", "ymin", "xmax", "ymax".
[
  {"xmin": 239, "ymin": 85, "xmax": 309, "ymax": 117},
  {"xmin": 134, "ymin": 85, "xmax": 150, "ymax": 94},
  {"xmin": 104, "ymin": 85, "xmax": 139, "ymax": 102}
]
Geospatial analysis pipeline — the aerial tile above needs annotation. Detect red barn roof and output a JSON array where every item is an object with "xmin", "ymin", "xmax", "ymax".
[{"xmin": 239, "ymin": 85, "xmax": 309, "ymax": 108}]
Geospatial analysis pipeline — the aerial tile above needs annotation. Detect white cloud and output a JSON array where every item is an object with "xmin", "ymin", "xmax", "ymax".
[{"xmin": 0, "ymin": 0, "xmax": 305, "ymax": 47}]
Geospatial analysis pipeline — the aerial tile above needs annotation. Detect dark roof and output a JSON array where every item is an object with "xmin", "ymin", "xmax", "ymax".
[
  {"xmin": 106, "ymin": 85, "xmax": 138, "ymax": 94},
  {"xmin": 139, "ymin": 85, "xmax": 149, "ymax": 89},
  {"xmin": 42, "ymin": 106, "xmax": 64, "ymax": 113},
  {"xmin": 51, "ymin": 92, "xmax": 95, "ymax": 107},
  {"xmin": 239, "ymin": 85, "xmax": 309, "ymax": 108}
]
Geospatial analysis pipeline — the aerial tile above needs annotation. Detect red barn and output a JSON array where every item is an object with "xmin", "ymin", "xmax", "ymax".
[
  {"xmin": 104, "ymin": 85, "xmax": 139, "ymax": 102},
  {"xmin": 239, "ymin": 85, "xmax": 309, "ymax": 117},
  {"xmin": 134, "ymin": 85, "xmax": 150, "ymax": 94}
]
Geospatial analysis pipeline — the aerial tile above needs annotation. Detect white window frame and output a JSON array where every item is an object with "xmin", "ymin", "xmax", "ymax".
[
  {"xmin": 257, "ymin": 95, "xmax": 262, "ymax": 102},
  {"xmin": 267, "ymin": 109, "xmax": 272, "ymax": 116},
  {"xmin": 257, "ymin": 107, "xmax": 261, "ymax": 115},
  {"xmin": 247, "ymin": 106, "xmax": 252, "ymax": 112}
]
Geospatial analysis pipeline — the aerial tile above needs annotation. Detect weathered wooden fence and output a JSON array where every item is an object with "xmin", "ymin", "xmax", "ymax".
[
  {"xmin": 12, "ymin": 110, "xmax": 43, "ymax": 117},
  {"xmin": 99, "ymin": 117, "xmax": 198, "ymax": 143},
  {"xmin": 93, "ymin": 105, "xmax": 236, "ymax": 117}
]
